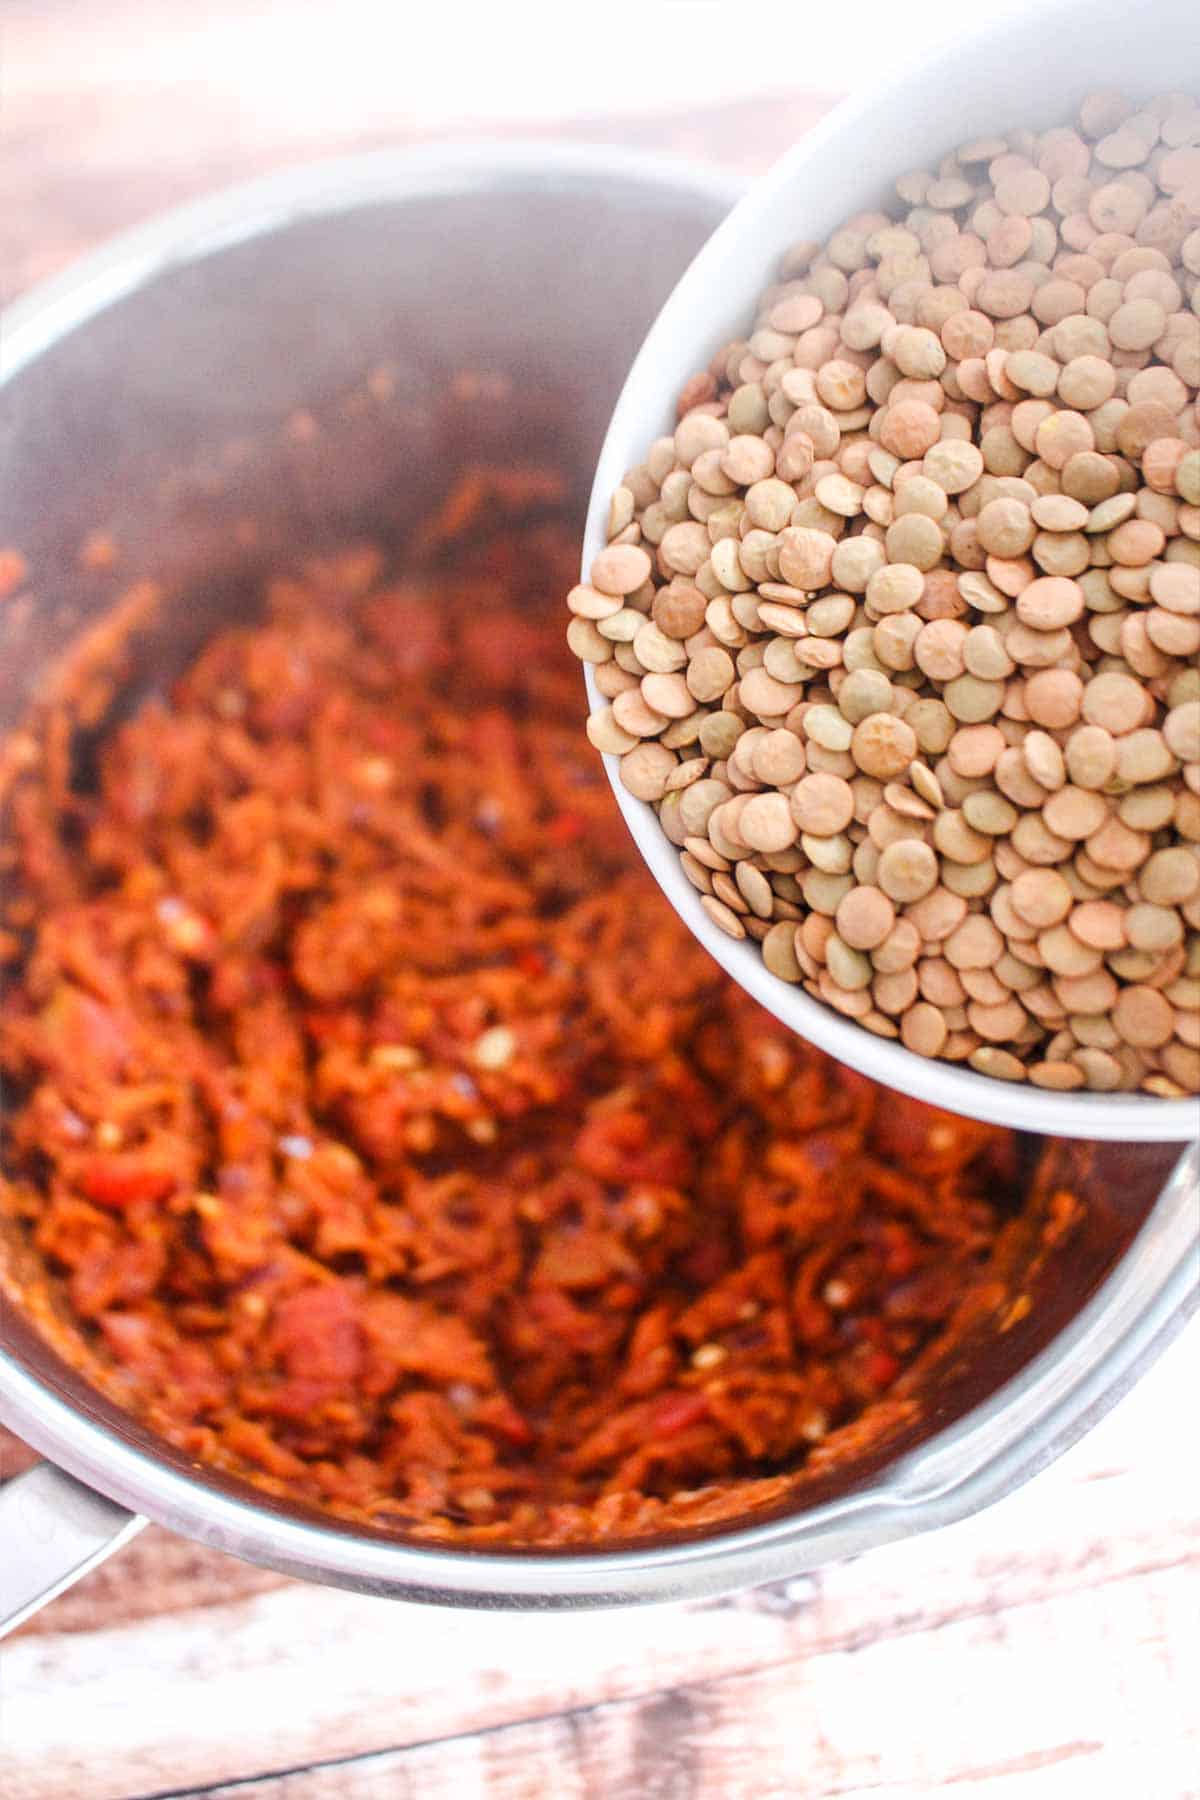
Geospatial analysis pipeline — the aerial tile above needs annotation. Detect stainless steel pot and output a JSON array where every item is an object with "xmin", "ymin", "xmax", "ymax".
[{"xmin": 0, "ymin": 145, "xmax": 1196, "ymax": 1634}]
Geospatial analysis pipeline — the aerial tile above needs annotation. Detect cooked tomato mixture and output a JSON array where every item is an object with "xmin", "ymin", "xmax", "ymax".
[{"xmin": 0, "ymin": 489, "xmax": 1029, "ymax": 1544}]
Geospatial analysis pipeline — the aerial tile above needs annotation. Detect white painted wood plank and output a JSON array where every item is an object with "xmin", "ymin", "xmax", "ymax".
[{"xmin": 167, "ymin": 1556, "xmax": 1200, "ymax": 1800}]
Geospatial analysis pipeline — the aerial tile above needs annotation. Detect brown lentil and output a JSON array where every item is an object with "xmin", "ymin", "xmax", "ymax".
[{"xmin": 573, "ymin": 90, "xmax": 1200, "ymax": 1097}]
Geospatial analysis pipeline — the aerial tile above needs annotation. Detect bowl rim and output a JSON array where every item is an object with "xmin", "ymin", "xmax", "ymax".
[
  {"xmin": 582, "ymin": 0, "xmax": 1200, "ymax": 1143},
  {"xmin": 0, "ymin": 137, "xmax": 1196, "ymax": 1611}
]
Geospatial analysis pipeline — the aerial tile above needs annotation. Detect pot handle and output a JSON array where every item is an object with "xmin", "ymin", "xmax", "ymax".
[{"xmin": 0, "ymin": 1460, "xmax": 146, "ymax": 1638}]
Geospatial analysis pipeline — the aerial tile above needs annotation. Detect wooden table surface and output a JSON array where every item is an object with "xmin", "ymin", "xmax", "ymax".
[{"xmin": 2, "ymin": 14, "xmax": 1198, "ymax": 1796}]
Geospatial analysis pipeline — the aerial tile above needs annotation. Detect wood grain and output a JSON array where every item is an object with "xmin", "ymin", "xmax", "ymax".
[
  {"xmin": 1, "ymin": 11, "xmax": 1197, "ymax": 1797},
  {"xmin": 186, "ymin": 1560, "xmax": 1197, "ymax": 1800}
]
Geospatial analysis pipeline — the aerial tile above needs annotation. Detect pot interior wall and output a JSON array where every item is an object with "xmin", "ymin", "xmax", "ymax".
[
  {"xmin": 0, "ymin": 178, "xmax": 724, "ymax": 725},
  {"xmin": 0, "ymin": 173, "xmax": 1186, "ymax": 1554}
]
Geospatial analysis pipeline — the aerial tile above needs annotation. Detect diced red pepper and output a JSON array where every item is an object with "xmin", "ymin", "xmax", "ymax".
[
  {"xmin": 866, "ymin": 1350, "xmax": 901, "ymax": 1390},
  {"xmin": 652, "ymin": 1392, "xmax": 710, "ymax": 1436},
  {"xmin": 546, "ymin": 811, "xmax": 585, "ymax": 846},
  {"xmin": 270, "ymin": 1283, "xmax": 362, "ymax": 1386},
  {"xmin": 80, "ymin": 1153, "xmax": 177, "ymax": 1209}
]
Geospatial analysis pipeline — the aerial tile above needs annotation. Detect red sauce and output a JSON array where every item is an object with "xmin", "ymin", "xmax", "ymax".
[{"xmin": 0, "ymin": 495, "xmax": 1027, "ymax": 1544}]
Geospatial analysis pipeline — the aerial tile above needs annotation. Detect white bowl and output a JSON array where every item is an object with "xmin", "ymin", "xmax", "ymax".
[{"xmin": 585, "ymin": 0, "xmax": 1200, "ymax": 1141}]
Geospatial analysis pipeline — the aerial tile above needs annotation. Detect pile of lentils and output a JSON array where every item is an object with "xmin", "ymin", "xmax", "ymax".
[{"xmin": 568, "ymin": 90, "xmax": 1200, "ymax": 1098}]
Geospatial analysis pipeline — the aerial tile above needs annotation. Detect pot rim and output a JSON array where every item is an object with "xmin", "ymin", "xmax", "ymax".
[
  {"xmin": 0, "ymin": 136, "xmax": 746, "ymax": 384},
  {"xmin": 0, "ymin": 140, "xmax": 1196, "ymax": 1609}
]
